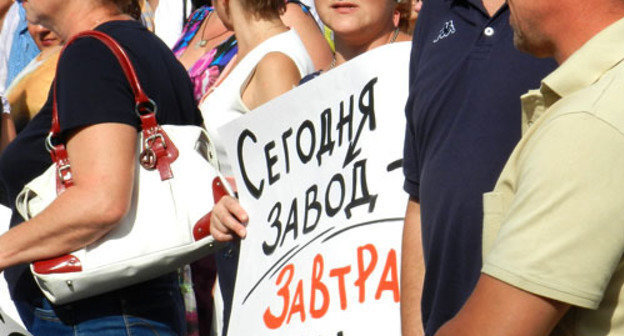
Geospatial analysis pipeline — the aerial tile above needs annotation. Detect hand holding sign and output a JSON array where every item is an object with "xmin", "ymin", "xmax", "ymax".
[{"xmin": 211, "ymin": 196, "xmax": 249, "ymax": 241}]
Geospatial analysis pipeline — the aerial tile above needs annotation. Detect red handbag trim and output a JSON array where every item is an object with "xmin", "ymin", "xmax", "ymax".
[
  {"xmin": 192, "ymin": 177, "xmax": 237, "ymax": 241},
  {"xmin": 193, "ymin": 212, "xmax": 211, "ymax": 241},
  {"xmin": 32, "ymin": 254, "xmax": 82, "ymax": 274}
]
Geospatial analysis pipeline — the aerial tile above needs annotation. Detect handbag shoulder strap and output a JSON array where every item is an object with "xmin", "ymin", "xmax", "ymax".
[
  {"xmin": 49, "ymin": 29, "xmax": 179, "ymax": 194},
  {"xmin": 51, "ymin": 30, "xmax": 154, "ymax": 137}
]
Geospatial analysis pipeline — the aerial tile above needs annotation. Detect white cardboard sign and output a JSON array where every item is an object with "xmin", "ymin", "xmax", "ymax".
[{"xmin": 218, "ymin": 42, "xmax": 411, "ymax": 336}]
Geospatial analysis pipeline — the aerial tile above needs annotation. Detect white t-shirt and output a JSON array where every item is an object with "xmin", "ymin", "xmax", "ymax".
[{"xmin": 154, "ymin": 0, "xmax": 192, "ymax": 48}]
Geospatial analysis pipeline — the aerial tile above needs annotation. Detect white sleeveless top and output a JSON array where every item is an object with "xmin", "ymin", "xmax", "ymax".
[{"xmin": 199, "ymin": 29, "xmax": 314, "ymax": 174}]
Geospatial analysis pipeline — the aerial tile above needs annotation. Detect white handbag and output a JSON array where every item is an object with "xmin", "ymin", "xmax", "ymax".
[{"xmin": 15, "ymin": 31, "xmax": 225, "ymax": 305}]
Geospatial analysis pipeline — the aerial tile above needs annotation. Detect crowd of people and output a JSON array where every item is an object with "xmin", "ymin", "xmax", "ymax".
[
  {"xmin": 0, "ymin": 0, "xmax": 416, "ymax": 335},
  {"xmin": 0, "ymin": 0, "xmax": 623, "ymax": 335}
]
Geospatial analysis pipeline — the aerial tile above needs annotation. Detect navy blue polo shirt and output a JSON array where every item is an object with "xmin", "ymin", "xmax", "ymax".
[{"xmin": 403, "ymin": 1, "xmax": 556, "ymax": 335}]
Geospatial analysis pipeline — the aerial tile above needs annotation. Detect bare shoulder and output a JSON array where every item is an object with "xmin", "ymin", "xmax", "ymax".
[
  {"xmin": 255, "ymin": 51, "xmax": 300, "ymax": 81},
  {"xmin": 243, "ymin": 52, "xmax": 301, "ymax": 110}
]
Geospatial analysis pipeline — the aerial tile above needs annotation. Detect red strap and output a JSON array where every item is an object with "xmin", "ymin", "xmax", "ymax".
[
  {"xmin": 193, "ymin": 177, "xmax": 237, "ymax": 241},
  {"xmin": 49, "ymin": 30, "xmax": 179, "ymax": 191},
  {"xmin": 51, "ymin": 30, "xmax": 151, "ymax": 137}
]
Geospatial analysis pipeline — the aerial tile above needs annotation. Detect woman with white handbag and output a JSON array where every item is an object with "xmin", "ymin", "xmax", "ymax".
[{"xmin": 0, "ymin": 0, "xmax": 207, "ymax": 334}]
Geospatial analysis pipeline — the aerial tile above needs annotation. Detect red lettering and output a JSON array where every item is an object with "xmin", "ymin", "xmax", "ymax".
[
  {"xmin": 310, "ymin": 254, "xmax": 330, "ymax": 318},
  {"xmin": 287, "ymin": 280, "xmax": 306, "ymax": 324},
  {"xmin": 375, "ymin": 249, "xmax": 399, "ymax": 302},
  {"xmin": 329, "ymin": 266, "xmax": 351, "ymax": 310},
  {"xmin": 354, "ymin": 244, "xmax": 378, "ymax": 303},
  {"xmin": 263, "ymin": 264, "xmax": 294, "ymax": 329}
]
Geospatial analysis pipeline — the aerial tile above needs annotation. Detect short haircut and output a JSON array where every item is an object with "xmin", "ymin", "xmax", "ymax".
[
  {"xmin": 396, "ymin": 0, "xmax": 412, "ymax": 33},
  {"xmin": 240, "ymin": 0, "xmax": 286, "ymax": 19},
  {"xmin": 108, "ymin": 0, "xmax": 142, "ymax": 20}
]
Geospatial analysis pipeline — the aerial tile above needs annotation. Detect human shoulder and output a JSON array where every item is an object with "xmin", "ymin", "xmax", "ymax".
[
  {"xmin": 254, "ymin": 52, "xmax": 300, "ymax": 93},
  {"xmin": 588, "ymin": 64, "xmax": 624, "ymax": 133},
  {"xmin": 58, "ymin": 35, "xmax": 119, "ymax": 71},
  {"xmin": 243, "ymin": 52, "xmax": 300, "ymax": 110},
  {"xmin": 545, "ymin": 66, "xmax": 624, "ymax": 138},
  {"xmin": 257, "ymin": 52, "xmax": 299, "ymax": 78},
  {"xmin": 484, "ymin": 105, "xmax": 624, "ymax": 309}
]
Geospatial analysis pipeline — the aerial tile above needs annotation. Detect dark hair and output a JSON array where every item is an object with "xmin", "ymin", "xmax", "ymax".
[
  {"xmin": 110, "ymin": 0, "xmax": 142, "ymax": 20},
  {"xmin": 240, "ymin": 0, "xmax": 286, "ymax": 19},
  {"xmin": 396, "ymin": 0, "xmax": 412, "ymax": 33}
]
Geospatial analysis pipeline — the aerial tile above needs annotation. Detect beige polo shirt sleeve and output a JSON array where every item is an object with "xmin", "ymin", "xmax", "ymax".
[{"xmin": 482, "ymin": 111, "xmax": 624, "ymax": 309}]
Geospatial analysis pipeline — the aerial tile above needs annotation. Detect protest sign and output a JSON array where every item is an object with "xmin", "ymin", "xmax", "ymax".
[{"xmin": 218, "ymin": 42, "xmax": 411, "ymax": 336}]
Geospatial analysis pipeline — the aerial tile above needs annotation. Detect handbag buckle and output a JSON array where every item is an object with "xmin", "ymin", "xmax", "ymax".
[
  {"xmin": 144, "ymin": 133, "xmax": 166, "ymax": 149},
  {"xmin": 57, "ymin": 164, "xmax": 72, "ymax": 182}
]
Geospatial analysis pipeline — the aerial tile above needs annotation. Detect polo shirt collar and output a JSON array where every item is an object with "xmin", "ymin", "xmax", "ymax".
[
  {"xmin": 541, "ymin": 17, "xmax": 624, "ymax": 107},
  {"xmin": 447, "ymin": 0, "xmax": 483, "ymax": 9},
  {"xmin": 446, "ymin": 0, "xmax": 494, "ymax": 18}
]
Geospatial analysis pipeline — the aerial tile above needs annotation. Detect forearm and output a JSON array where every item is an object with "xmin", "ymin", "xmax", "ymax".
[
  {"xmin": 0, "ymin": 184, "xmax": 128, "ymax": 271},
  {"xmin": 401, "ymin": 198, "xmax": 425, "ymax": 336},
  {"xmin": 434, "ymin": 275, "xmax": 570, "ymax": 336},
  {"xmin": 0, "ymin": 123, "xmax": 137, "ymax": 271},
  {"xmin": 0, "ymin": 112, "xmax": 16, "ymax": 153}
]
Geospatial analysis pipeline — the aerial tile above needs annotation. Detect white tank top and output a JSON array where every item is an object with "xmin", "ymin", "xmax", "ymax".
[{"xmin": 199, "ymin": 29, "xmax": 314, "ymax": 174}]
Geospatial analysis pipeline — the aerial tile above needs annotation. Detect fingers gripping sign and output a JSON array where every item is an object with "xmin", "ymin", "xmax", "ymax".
[
  {"xmin": 211, "ymin": 196, "xmax": 249, "ymax": 241},
  {"xmin": 209, "ymin": 175, "xmax": 249, "ymax": 242}
]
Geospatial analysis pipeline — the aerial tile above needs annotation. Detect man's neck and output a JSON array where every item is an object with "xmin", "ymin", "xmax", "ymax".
[{"xmin": 481, "ymin": 0, "xmax": 505, "ymax": 17}]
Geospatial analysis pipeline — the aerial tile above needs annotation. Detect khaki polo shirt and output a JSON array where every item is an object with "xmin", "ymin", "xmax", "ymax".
[{"xmin": 481, "ymin": 18, "xmax": 624, "ymax": 335}]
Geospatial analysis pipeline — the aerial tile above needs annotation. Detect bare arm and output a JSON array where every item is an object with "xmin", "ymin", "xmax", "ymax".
[
  {"xmin": 242, "ymin": 51, "xmax": 301, "ymax": 111},
  {"xmin": 0, "ymin": 105, "xmax": 15, "ymax": 153},
  {"xmin": 281, "ymin": 3, "xmax": 333, "ymax": 71},
  {"xmin": 401, "ymin": 197, "xmax": 425, "ymax": 336},
  {"xmin": 0, "ymin": 123, "xmax": 136, "ymax": 270},
  {"xmin": 435, "ymin": 274, "xmax": 570, "ymax": 336}
]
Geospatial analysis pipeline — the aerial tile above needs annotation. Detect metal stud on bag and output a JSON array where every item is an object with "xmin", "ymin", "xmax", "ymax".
[{"xmin": 140, "ymin": 148, "xmax": 157, "ymax": 170}]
